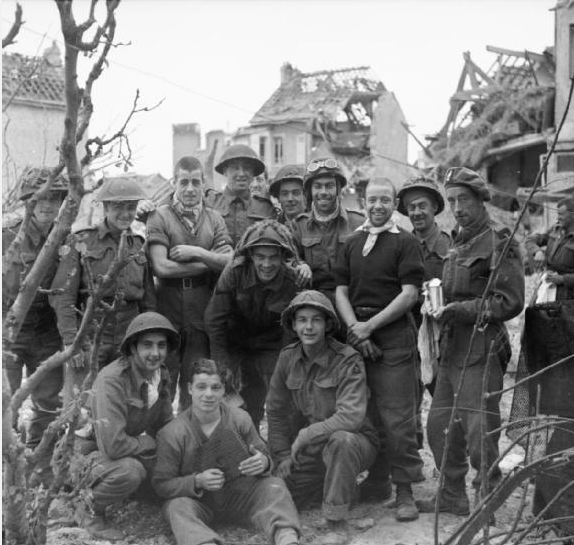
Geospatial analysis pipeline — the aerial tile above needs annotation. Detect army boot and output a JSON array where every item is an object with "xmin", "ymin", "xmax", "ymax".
[
  {"xmin": 75, "ymin": 501, "xmax": 125, "ymax": 541},
  {"xmin": 395, "ymin": 483, "xmax": 419, "ymax": 521}
]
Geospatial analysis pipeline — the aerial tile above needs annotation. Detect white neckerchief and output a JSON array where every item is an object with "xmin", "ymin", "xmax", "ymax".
[
  {"xmin": 146, "ymin": 369, "xmax": 161, "ymax": 407},
  {"xmin": 356, "ymin": 217, "xmax": 399, "ymax": 256}
]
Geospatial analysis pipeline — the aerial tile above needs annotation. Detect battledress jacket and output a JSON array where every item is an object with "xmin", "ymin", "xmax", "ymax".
[
  {"xmin": 439, "ymin": 210, "xmax": 525, "ymax": 369},
  {"xmin": 266, "ymin": 338, "xmax": 378, "ymax": 464}
]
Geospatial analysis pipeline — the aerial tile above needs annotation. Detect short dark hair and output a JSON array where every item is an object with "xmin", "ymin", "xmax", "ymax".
[
  {"xmin": 189, "ymin": 358, "xmax": 228, "ymax": 386},
  {"xmin": 557, "ymin": 196, "xmax": 574, "ymax": 212},
  {"xmin": 174, "ymin": 156, "xmax": 203, "ymax": 177},
  {"xmin": 365, "ymin": 177, "xmax": 397, "ymax": 199}
]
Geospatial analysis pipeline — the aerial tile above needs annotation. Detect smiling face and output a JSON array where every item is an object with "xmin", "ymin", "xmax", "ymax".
[
  {"xmin": 292, "ymin": 306, "xmax": 328, "ymax": 349},
  {"xmin": 364, "ymin": 182, "xmax": 396, "ymax": 227},
  {"xmin": 278, "ymin": 180, "xmax": 305, "ymax": 219},
  {"xmin": 446, "ymin": 185, "xmax": 483, "ymax": 228},
  {"xmin": 224, "ymin": 159, "xmax": 255, "ymax": 194},
  {"xmin": 311, "ymin": 175, "xmax": 339, "ymax": 215},
  {"xmin": 104, "ymin": 200, "xmax": 139, "ymax": 232},
  {"xmin": 131, "ymin": 331, "xmax": 168, "ymax": 379},
  {"xmin": 174, "ymin": 167, "xmax": 203, "ymax": 207},
  {"xmin": 188, "ymin": 372, "xmax": 225, "ymax": 415},
  {"xmin": 404, "ymin": 190, "xmax": 438, "ymax": 235},
  {"xmin": 33, "ymin": 193, "xmax": 64, "ymax": 226},
  {"xmin": 251, "ymin": 245, "xmax": 282, "ymax": 283}
]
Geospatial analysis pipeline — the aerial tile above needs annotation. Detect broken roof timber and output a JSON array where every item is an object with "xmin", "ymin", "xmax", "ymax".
[
  {"xmin": 484, "ymin": 132, "xmax": 547, "ymax": 159},
  {"xmin": 250, "ymin": 64, "xmax": 386, "ymax": 126},
  {"xmin": 486, "ymin": 45, "xmax": 549, "ymax": 64}
]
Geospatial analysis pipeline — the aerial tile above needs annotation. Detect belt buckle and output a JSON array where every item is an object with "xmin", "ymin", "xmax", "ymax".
[{"xmin": 182, "ymin": 278, "xmax": 193, "ymax": 289}]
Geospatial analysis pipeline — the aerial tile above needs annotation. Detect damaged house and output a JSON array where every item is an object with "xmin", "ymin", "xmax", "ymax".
[
  {"xmin": 2, "ymin": 42, "xmax": 66, "ymax": 209},
  {"xmin": 231, "ymin": 62, "xmax": 409, "ymax": 189},
  {"xmin": 427, "ymin": 46, "xmax": 556, "ymax": 211},
  {"xmin": 426, "ymin": 1, "xmax": 574, "ymax": 230}
]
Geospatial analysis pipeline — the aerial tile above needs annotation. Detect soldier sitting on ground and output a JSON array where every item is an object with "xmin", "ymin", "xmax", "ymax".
[{"xmin": 153, "ymin": 358, "xmax": 301, "ymax": 545}]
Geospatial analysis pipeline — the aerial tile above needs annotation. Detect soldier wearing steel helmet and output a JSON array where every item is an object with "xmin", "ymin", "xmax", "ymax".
[
  {"xmin": 49, "ymin": 176, "xmax": 156, "ymax": 400},
  {"xmin": 268, "ymin": 164, "xmax": 307, "ymax": 225},
  {"xmin": 206, "ymin": 144, "xmax": 278, "ymax": 246},
  {"xmin": 73, "ymin": 312, "xmax": 178, "ymax": 541},
  {"xmin": 290, "ymin": 157, "xmax": 365, "ymax": 307},
  {"xmin": 397, "ymin": 175, "xmax": 452, "ymax": 449},
  {"xmin": 419, "ymin": 167, "xmax": 524, "ymax": 516},
  {"xmin": 204, "ymin": 220, "xmax": 301, "ymax": 431},
  {"xmin": 266, "ymin": 290, "xmax": 378, "ymax": 544},
  {"xmin": 2, "ymin": 167, "xmax": 68, "ymax": 448}
]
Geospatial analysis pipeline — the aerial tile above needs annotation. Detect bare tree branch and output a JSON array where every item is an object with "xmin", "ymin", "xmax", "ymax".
[
  {"xmin": 2, "ymin": 2, "xmax": 24, "ymax": 48},
  {"xmin": 3, "ymin": 0, "xmax": 121, "ymax": 346}
]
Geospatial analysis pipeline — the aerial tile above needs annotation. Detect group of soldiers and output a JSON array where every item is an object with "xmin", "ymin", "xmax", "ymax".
[{"xmin": 3, "ymin": 143, "xmax": 573, "ymax": 545}]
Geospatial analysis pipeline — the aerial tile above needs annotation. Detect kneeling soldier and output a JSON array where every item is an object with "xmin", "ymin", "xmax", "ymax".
[
  {"xmin": 267, "ymin": 290, "xmax": 378, "ymax": 545},
  {"xmin": 75, "ymin": 312, "xmax": 178, "ymax": 541}
]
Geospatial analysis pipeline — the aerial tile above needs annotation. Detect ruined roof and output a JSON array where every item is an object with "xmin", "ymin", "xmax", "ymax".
[
  {"xmin": 2, "ymin": 51, "xmax": 65, "ymax": 107},
  {"xmin": 250, "ymin": 64, "xmax": 386, "ymax": 126},
  {"xmin": 486, "ymin": 45, "xmax": 555, "ymax": 89}
]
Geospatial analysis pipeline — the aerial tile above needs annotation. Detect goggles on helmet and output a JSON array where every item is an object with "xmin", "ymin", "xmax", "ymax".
[{"xmin": 306, "ymin": 158, "xmax": 339, "ymax": 173}]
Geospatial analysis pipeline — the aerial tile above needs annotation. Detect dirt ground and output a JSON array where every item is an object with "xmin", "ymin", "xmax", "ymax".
[
  {"xmin": 44, "ymin": 386, "xmax": 535, "ymax": 545},
  {"xmin": 44, "ymin": 376, "xmax": 538, "ymax": 545},
  {"xmin": 40, "ymin": 289, "xmax": 544, "ymax": 545}
]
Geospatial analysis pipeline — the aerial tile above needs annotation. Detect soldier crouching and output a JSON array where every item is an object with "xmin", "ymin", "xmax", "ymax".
[{"xmin": 74, "ymin": 312, "xmax": 178, "ymax": 541}]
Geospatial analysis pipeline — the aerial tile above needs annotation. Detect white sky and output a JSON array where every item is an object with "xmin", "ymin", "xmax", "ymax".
[{"xmin": 2, "ymin": 0, "xmax": 556, "ymax": 178}]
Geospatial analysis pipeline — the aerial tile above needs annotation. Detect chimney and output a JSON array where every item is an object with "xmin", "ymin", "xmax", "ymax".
[
  {"xmin": 280, "ymin": 62, "xmax": 294, "ymax": 85},
  {"xmin": 43, "ymin": 41, "xmax": 62, "ymax": 67}
]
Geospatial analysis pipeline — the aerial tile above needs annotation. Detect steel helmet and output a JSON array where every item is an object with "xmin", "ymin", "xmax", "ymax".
[
  {"xmin": 95, "ymin": 176, "xmax": 148, "ymax": 202},
  {"xmin": 119, "ymin": 312, "xmax": 180, "ymax": 355},
  {"xmin": 214, "ymin": 144, "xmax": 266, "ymax": 176},
  {"xmin": 236, "ymin": 219, "xmax": 298, "ymax": 259},
  {"xmin": 302, "ymin": 157, "xmax": 347, "ymax": 196},
  {"xmin": 281, "ymin": 290, "xmax": 340, "ymax": 334},
  {"xmin": 397, "ymin": 176, "xmax": 445, "ymax": 216},
  {"xmin": 18, "ymin": 166, "xmax": 68, "ymax": 201},
  {"xmin": 269, "ymin": 164, "xmax": 305, "ymax": 199}
]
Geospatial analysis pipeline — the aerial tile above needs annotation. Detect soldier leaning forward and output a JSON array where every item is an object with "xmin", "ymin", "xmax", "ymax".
[
  {"xmin": 2, "ymin": 167, "xmax": 67, "ymax": 448},
  {"xmin": 50, "ymin": 177, "xmax": 156, "ymax": 400},
  {"xmin": 204, "ymin": 220, "xmax": 301, "ymax": 431}
]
